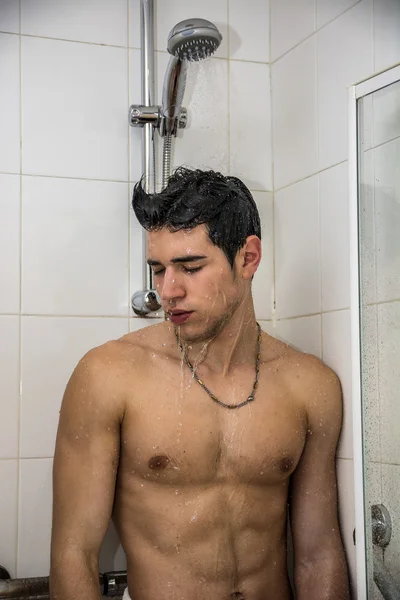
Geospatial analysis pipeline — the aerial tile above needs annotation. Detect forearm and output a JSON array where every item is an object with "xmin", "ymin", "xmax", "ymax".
[
  {"xmin": 50, "ymin": 549, "xmax": 101, "ymax": 600},
  {"xmin": 294, "ymin": 553, "xmax": 350, "ymax": 600}
]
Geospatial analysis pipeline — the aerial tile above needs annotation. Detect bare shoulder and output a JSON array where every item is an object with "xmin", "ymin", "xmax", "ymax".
[{"xmin": 262, "ymin": 332, "xmax": 342, "ymax": 414}]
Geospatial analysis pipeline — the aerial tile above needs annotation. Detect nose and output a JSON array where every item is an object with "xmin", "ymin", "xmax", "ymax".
[{"xmin": 158, "ymin": 269, "xmax": 186, "ymax": 304}]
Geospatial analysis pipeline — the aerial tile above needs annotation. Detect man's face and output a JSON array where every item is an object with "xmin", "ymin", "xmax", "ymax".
[{"xmin": 147, "ymin": 225, "xmax": 246, "ymax": 343}]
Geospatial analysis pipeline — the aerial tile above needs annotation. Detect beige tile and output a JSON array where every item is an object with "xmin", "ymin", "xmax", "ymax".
[{"xmin": 316, "ymin": 0, "xmax": 360, "ymax": 29}]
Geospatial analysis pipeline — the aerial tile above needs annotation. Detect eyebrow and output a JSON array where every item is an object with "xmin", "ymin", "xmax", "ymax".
[{"xmin": 147, "ymin": 255, "xmax": 207, "ymax": 266}]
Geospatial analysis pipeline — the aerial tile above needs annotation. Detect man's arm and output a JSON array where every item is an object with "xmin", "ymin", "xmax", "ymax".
[
  {"xmin": 50, "ymin": 343, "xmax": 125, "ymax": 600},
  {"xmin": 289, "ymin": 356, "xmax": 350, "ymax": 600}
]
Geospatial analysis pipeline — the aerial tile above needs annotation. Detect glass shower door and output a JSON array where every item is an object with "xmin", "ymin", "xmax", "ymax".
[{"xmin": 357, "ymin": 73, "xmax": 400, "ymax": 599}]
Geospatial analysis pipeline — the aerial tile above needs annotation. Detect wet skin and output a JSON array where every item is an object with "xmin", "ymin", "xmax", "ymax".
[
  {"xmin": 51, "ymin": 228, "xmax": 347, "ymax": 600},
  {"xmin": 112, "ymin": 322, "xmax": 302, "ymax": 600}
]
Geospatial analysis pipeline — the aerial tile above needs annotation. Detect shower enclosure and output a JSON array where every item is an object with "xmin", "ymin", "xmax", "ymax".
[{"xmin": 350, "ymin": 63, "xmax": 400, "ymax": 599}]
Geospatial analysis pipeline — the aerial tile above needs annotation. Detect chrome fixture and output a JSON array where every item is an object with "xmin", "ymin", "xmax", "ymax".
[
  {"xmin": 0, "ymin": 565, "xmax": 126, "ymax": 599},
  {"xmin": 129, "ymin": 6, "xmax": 222, "ymax": 317},
  {"xmin": 372, "ymin": 504, "xmax": 392, "ymax": 548},
  {"xmin": 371, "ymin": 505, "xmax": 400, "ymax": 600}
]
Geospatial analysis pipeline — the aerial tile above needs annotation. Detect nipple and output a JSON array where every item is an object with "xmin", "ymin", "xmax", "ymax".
[{"xmin": 148, "ymin": 455, "xmax": 170, "ymax": 470}]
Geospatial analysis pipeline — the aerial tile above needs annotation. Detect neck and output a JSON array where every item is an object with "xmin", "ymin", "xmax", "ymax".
[{"xmin": 177, "ymin": 304, "xmax": 259, "ymax": 376}]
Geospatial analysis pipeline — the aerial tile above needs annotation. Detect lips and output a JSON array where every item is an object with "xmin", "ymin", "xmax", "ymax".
[{"xmin": 168, "ymin": 311, "xmax": 193, "ymax": 325}]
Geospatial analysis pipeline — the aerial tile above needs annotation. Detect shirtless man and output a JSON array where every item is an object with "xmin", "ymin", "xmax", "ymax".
[{"xmin": 50, "ymin": 168, "xmax": 350, "ymax": 600}]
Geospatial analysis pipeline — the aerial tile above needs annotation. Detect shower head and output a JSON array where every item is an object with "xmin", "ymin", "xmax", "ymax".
[
  {"xmin": 160, "ymin": 19, "xmax": 222, "ymax": 137},
  {"xmin": 167, "ymin": 18, "xmax": 223, "ymax": 62}
]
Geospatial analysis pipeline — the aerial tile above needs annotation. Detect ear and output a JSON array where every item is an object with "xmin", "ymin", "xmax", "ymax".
[{"xmin": 238, "ymin": 236, "xmax": 262, "ymax": 280}]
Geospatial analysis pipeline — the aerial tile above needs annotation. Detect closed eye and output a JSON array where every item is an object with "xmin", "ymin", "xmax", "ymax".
[{"xmin": 183, "ymin": 266, "xmax": 202, "ymax": 274}]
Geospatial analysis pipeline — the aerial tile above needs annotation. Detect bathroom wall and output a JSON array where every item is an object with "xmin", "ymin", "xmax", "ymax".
[
  {"xmin": 0, "ymin": 0, "xmax": 273, "ymax": 579},
  {"xmin": 269, "ymin": 0, "xmax": 400, "ymax": 596}
]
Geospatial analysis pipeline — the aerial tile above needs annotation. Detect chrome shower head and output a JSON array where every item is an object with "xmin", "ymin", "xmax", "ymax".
[{"xmin": 167, "ymin": 18, "xmax": 223, "ymax": 62}]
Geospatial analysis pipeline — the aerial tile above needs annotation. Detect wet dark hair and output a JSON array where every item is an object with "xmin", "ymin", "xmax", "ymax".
[{"xmin": 132, "ymin": 167, "xmax": 261, "ymax": 268}]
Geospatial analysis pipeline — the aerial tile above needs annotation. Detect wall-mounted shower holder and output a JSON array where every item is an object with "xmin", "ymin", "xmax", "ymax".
[{"xmin": 129, "ymin": 104, "xmax": 187, "ymax": 137}]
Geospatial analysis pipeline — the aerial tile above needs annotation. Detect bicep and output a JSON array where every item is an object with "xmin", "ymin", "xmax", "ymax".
[
  {"xmin": 51, "ymin": 349, "xmax": 122, "ymax": 558},
  {"xmin": 290, "ymin": 366, "xmax": 343, "ymax": 561}
]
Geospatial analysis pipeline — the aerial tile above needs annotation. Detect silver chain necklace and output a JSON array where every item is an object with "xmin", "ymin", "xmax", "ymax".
[{"xmin": 175, "ymin": 323, "xmax": 262, "ymax": 409}]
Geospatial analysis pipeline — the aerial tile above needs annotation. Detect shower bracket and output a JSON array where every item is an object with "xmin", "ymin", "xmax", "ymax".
[{"xmin": 129, "ymin": 104, "xmax": 187, "ymax": 137}]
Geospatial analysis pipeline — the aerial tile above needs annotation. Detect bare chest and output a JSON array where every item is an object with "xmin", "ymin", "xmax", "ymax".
[{"xmin": 119, "ymin": 365, "xmax": 307, "ymax": 487}]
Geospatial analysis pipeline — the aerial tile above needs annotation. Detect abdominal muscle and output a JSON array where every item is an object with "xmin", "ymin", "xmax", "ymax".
[{"xmin": 113, "ymin": 477, "xmax": 293, "ymax": 600}]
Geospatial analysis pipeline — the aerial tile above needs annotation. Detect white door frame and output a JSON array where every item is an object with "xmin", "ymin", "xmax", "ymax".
[{"xmin": 348, "ymin": 62, "xmax": 400, "ymax": 598}]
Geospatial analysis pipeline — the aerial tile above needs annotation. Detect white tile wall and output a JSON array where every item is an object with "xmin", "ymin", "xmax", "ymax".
[
  {"xmin": 336, "ymin": 458, "xmax": 357, "ymax": 594},
  {"xmin": 272, "ymin": 315, "xmax": 322, "ymax": 357},
  {"xmin": 230, "ymin": 61, "xmax": 271, "ymax": 191},
  {"xmin": 128, "ymin": 49, "xmax": 142, "ymax": 183},
  {"xmin": 274, "ymin": 175, "xmax": 320, "ymax": 319},
  {"xmin": 0, "ymin": 0, "xmax": 19, "ymax": 33},
  {"xmin": 373, "ymin": 0, "xmax": 400, "ymax": 72},
  {"xmin": 319, "ymin": 161, "xmax": 351, "ymax": 312},
  {"xmin": 128, "ymin": 0, "xmax": 140, "ymax": 48},
  {"xmin": 270, "ymin": 0, "xmax": 315, "ymax": 61},
  {"xmin": 252, "ymin": 191, "xmax": 274, "ymax": 321},
  {"xmin": 0, "ymin": 174, "xmax": 20, "ymax": 314},
  {"xmin": 317, "ymin": 0, "xmax": 373, "ymax": 171},
  {"xmin": 0, "ymin": 316, "xmax": 19, "ymax": 459},
  {"xmin": 20, "ymin": 317, "xmax": 129, "ymax": 458},
  {"xmin": 18, "ymin": 458, "xmax": 53, "ymax": 576},
  {"xmin": 0, "ymin": 459, "xmax": 18, "ymax": 577},
  {"xmin": 272, "ymin": 37, "xmax": 318, "ymax": 189},
  {"xmin": 0, "ymin": 33, "xmax": 20, "ymax": 174},
  {"xmin": 156, "ymin": 0, "xmax": 229, "ymax": 59},
  {"xmin": 374, "ymin": 138, "xmax": 400, "ymax": 303},
  {"xmin": 21, "ymin": 36, "xmax": 129, "ymax": 181},
  {"xmin": 322, "ymin": 310, "xmax": 353, "ymax": 459},
  {"xmin": 373, "ymin": 79, "xmax": 400, "ymax": 147},
  {"xmin": 21, "ymin": 176, "xmax": 130, "ymax": 316},
  {"xmin": 316, "ymin": 0, "xmax": 361, "ymax": 29},
  {"xmin": 228, "ymin": 0, "xmax": 269, "ymax": 62},
  {"xmin": 377, "ymin": 302, "xmax": 400, "ymax": 465},
  {"xmin": 20, "ymin": 0, "xmax": 128, "ymax": 46}
]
